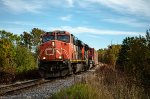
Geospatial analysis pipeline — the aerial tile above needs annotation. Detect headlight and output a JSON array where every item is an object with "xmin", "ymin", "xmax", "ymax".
[
  {"xmin": 52, "ymin": 41, "xmax": 55, "ymax": 47},
  {"xmin": 58, "ymin": 56, "xmax": 62, "ymax": 59},
  {"xmin": 43, "ymin": 57, "xmax": 46, "ymax": 59}
]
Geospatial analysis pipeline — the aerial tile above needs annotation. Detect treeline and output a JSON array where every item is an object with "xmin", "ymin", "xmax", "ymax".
[
  {"xmin": 98, "ymin": 28, "xmax": 150, "ymax": 86},
  {"xmin": 116, "ymin": 29, "xmax": 150, "ymax": 86},
  {"xmin": 98, "ymin": 44, "xmax": 121, "ymax": 68},
  {"xmin": 0, "ymin": 28, "xmax": 44, "ymax": 83}
]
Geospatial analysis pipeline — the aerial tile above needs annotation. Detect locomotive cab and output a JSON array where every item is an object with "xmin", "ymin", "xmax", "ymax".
[{"xmin": 39, "ymin": 31, "xmax": 70, "ymax": 61}]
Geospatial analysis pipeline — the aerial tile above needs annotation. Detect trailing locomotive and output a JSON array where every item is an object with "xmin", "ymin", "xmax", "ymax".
[{"xmin": 38, "ymin": 30, "xmax": 98, "ymax": 78}]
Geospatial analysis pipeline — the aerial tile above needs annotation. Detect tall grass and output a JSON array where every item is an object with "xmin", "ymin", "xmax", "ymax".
[
  {"xmin": 51, "ymin": 83, "xmax": 111, "ymax": 99},
  {"xmin": 51, "ymin": 65, "xmax": 150, "ymax": 99},
  {"xmin": 93, "ymin": 65, "xmax": 150, "ymax": 99}
]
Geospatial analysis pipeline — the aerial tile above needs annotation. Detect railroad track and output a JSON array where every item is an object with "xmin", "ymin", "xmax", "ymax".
[
  {"xmin": 0, "ymin": 66, "xmax": 98, "ymax": 97},
  {"xmin": 0, "ymin": 75, "xmax": 76, "ymax": 96},
  {"xmin": 0, "ymin": 79, "xmax": 51, "ymax": 96}
]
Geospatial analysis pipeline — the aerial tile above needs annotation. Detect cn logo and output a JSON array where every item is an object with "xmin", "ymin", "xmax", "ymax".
[{"xmin": 45, "ymin": 48, "xmax": 54, "ymax": 55}]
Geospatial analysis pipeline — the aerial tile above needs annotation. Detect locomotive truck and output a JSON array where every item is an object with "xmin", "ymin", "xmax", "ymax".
[{"xmin": 38, "ymin": 30, "xmax": 98, "ymax": 78}]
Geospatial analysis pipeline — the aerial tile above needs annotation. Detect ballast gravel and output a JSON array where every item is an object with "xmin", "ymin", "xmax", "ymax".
[{"xmin": 0, "ymin": 72, "xmax": 92, "ymax": 99}]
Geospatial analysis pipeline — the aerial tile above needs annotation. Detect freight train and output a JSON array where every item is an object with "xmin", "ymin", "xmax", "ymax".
[{"xmin": 38, "ymin": 30, "xmax": 98, "ymax": 78}]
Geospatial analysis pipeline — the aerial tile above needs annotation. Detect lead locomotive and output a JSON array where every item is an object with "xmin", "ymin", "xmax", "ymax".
[{"xmin": 38, "ymin": 30, "xmax": 98, "ymax": 78}]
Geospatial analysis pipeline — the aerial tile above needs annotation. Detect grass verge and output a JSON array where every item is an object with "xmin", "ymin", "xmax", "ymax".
[
  {"xmin": 51, "ymin": 83, "xmax": 110, "ymax": 99},
  {"xmin": 50, "ymin": 64, "xmax": 150, "ymax": 99}
]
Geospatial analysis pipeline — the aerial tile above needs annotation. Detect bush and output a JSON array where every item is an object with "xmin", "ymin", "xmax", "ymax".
[
  {"xmin": 98, "ymin": 45, "xmax": 121, "ymax": 67},
  {"xmin": 15, "ymin": 45, "xmax": 37, "ymax": 74},
  {"xmin": 0, "ymin": 39, "xmax": 16, "ymax": 83},
  {"xmin": 0, "ymin": 29, "xmax": 40, "ymax": 83},
  {"xmin": 14, "ymin": 69, "xmax": 40, "ymax": 81},
  {"xmin": 116, "ymin": 31, "xmax": 150, "ymax": 86},
  {"xmin": 0, "ymin": 67, "xmax": 16, "ymax": 84},
  {"xmin": 94, "ymin": 65, "xmax": 150, "ymax": 99}
]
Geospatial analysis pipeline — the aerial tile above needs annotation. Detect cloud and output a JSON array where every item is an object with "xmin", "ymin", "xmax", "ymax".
[
  {"xmin": 46, "ymin": 0, "xmax": 74, "ymax": 8},
  {"xmin": 102, "ymin": 18, "xmax": 149, "ymax": 28},
  {"xmin": 0, "ymin": 21, "xmax": 38, "ymax": 26},
  {"xmin": 1, "ymin": 0, "xmax": 44, "ymax": 13},
  {"xmin": 86, "ymin": 34, "xmax": 101, "ymax": 39},
  {"xmin": 86, "ymin": 0, "xmax": 150, "ymax": 17},
  {"xmin": 60, "ymin": 15, "xmax": 72, "ymax": 21},
  {"xmin": 66, "ymin": 0, "xmax": 74, "ymax": 7},
  {"xmin": 48, "ymin": 26, "xmax": 144, "ymax": 36},
  {"xmin": 1, "ymin": 0, "xmax": 75, "ymax": 14},
  {"xmin": 2, "ymin": 0, "xmax": 150, "ymax": 18}
]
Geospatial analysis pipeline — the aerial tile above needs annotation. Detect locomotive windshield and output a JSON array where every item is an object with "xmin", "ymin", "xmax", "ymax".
[
  {"xmin": 42, "ymin": 31, "xmax": 70, "ymax": 43},
  {"xmin": 42, "ymin": 35, "xmax": 55, "ymax": 43},
  {"xmin": 57, "ymin": 35, "xmax": 70, "ymax": 42}
]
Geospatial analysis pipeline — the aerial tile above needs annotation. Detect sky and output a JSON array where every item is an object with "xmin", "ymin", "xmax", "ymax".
[{"xmin": 0, "ymin": 0, "xmax": 150, "ymax": 50}]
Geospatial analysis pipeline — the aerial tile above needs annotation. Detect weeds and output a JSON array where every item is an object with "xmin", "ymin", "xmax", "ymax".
[
  {"xmin": 51, "ymin": 83, "xmax": 108, "ymax": 99},
  {"xmin": 51, "ymin": 65, "xmax": 150, "ymax": 99},
  {"xmin": 94, "ymin": 65, "xmax": 150, "ymax": 99}
]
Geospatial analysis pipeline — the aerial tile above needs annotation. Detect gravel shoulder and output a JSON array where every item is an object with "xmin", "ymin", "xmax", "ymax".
[{"xmin": 0, "ymin": 70, "xmax": 94, "ymax": 99}]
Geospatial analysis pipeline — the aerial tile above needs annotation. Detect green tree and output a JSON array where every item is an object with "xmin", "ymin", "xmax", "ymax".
[
  {"xmin": 116, "ymin": 29, "xmax": 150, "ymax": 85},
  {"xmin": 97, "ymin": 49, "xmax": 106, "ymax": 62},
  {"xmin": 30, "ymin": 28, "xmax": 44, "ymax": 58},
  {"xmin": 20, "ymin": 32, "xmax": 32, "ymax": 50},
  {"xmin": 15, "ymin": 45, "xmax": 36, "ymax": 74},
  {"xmin": 98, "ymin": 45, "xmax": 121, "ymax": 66},
  {"xmin": 0, "ymin": 29, "xmax": 42, "ymax": 82},
  {"xmin": 0, "ymin": 30, "xmax": 20, "ymax": 44},
  {"xmin": 30, "ymin": 28, "xmax": 44, "ymax": 47},
  {"xmin": 0, "ymin": 38, "xmax": 16, "ymax": 82},
  {"xmin": 0, "ymin": 39, "xmax": 16, "ymax": 69},
  {"xmin": 0, "ymin": 30, "xmax": 17, "ymax": 72}
]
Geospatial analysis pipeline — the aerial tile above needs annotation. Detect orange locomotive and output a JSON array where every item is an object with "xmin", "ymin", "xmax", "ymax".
[{"xmin": 38, "ymin": 30, "xmax": 98, "ymax": 78}]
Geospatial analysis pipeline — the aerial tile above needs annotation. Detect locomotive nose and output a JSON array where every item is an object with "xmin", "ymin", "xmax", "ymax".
[
  {"xmin": 45, "ymin": 41, "xmax": 55, "ymax": 56},
  {"xmin": 39, "ymin": 41, "xmax": 55, "ymax": 60},
  {"xmin": 40, "ymin": 40, "xmax": 64, "ymax": 60}
]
